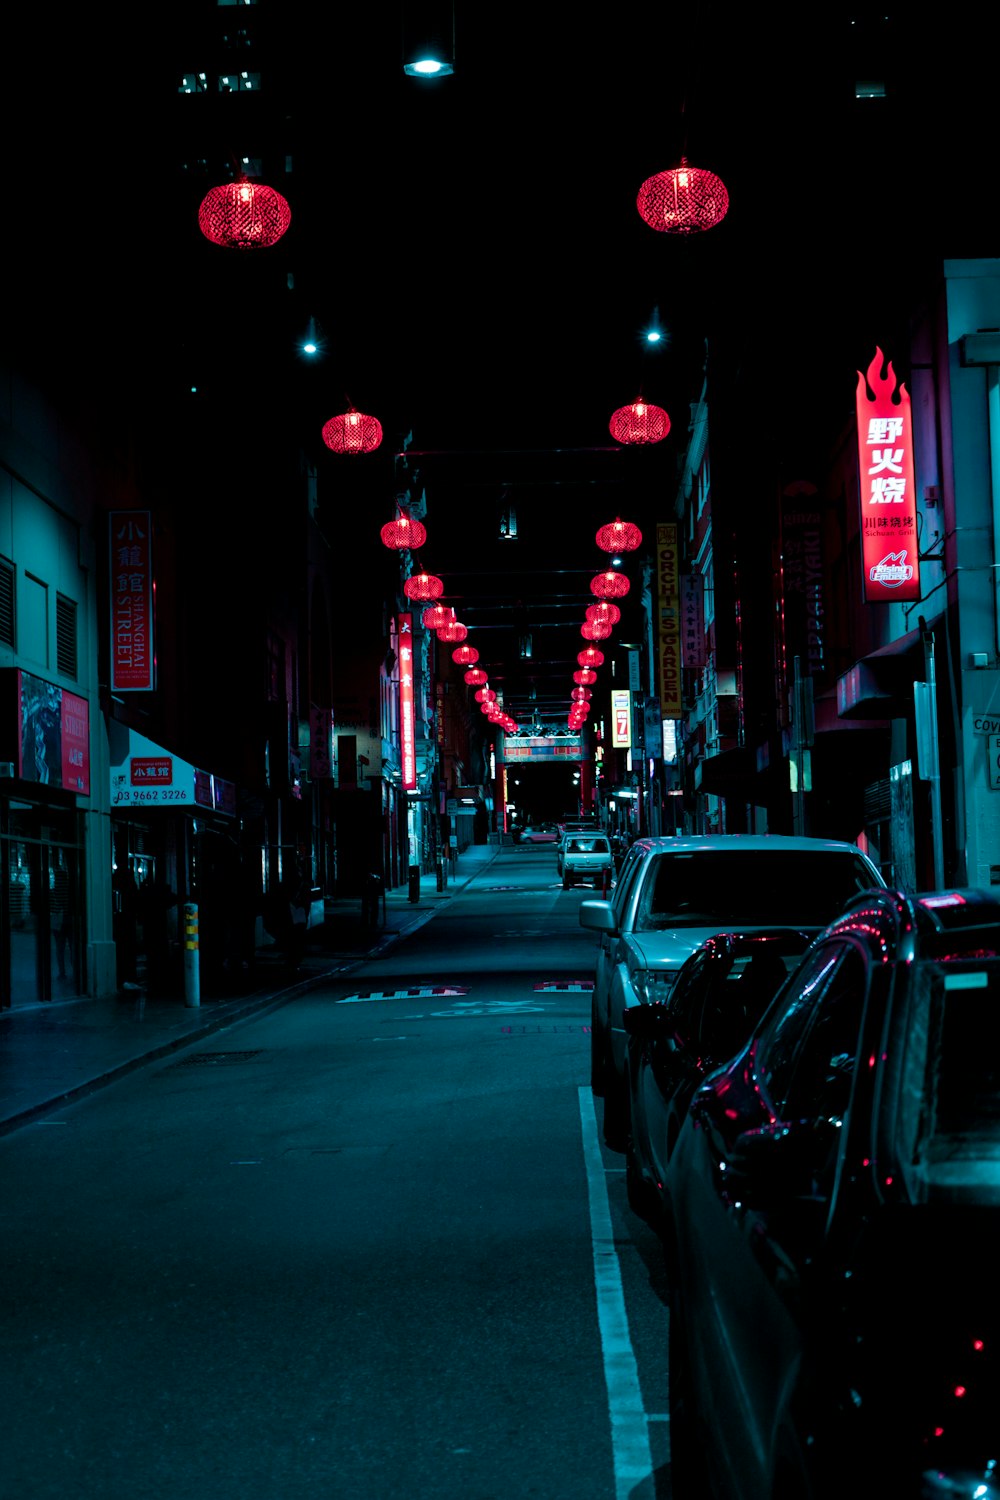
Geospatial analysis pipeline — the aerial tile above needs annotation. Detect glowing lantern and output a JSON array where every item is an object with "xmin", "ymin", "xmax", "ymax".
[
  {"xmin": 381, "ymin": 511, "xmax": 427, "ymax": 550},
  {"xmin": 578, "ymin": 647, "xmax": 604, "ymax": 668},
  {"xmin": 581, "ymin": 620, "xmax": 612, "ymax": 641},
  {"xmin": 587, "ymin": 601, "xmax": 621, "ymax": 627},
  {"xmin": 636, "ymin": 158, "xmax": 729, "ymax": 235},
  {"xmin": 198, "ymin": 174, "xmax": 291, "ymax": 249},
  {"xmin": 609, "ymin": 398, "xmax": 670, "ymax": 446},
  {"xmin": 403, "ymin": 571, "xmax": 443, "ymax": 601},
  {"xmin": 475, "ymin": 688, "xmax": 496, "ymax": 703},
  {"xmin": 322, "ymin": 406, "xmax": 383, "ymax": 455},
  {"xmin": 464, "ymin": 668, "xmax": 488, "ymax": 685},
  {"xmin": 574, "ymin": 668, "xmax": 598, "ymax": 685},
  {"xmin": 571, "ymin": 687, "xmax": 591, "ymax": 702},
  {"xmin": 596, "ymin": 516, "xmax": 642, "ymax": 553},
  {"xmin": 437, "ymin": 620, "xmax": 468, "ymax": 643},
  {"xmin": 591, "ymin": 570, "xmax": 631, "ymax": 599},
  {"xmin": 453, "ymin": 645, "xmax": 479, "ymax": 665},
  {"xmin": 422, "ymin": 603, "xmax": 454, "ymax": 630}
]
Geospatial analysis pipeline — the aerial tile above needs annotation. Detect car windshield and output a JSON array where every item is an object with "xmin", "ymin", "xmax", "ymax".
[
  {"xmin": 567, "ymin": 837, "xmax": 609, "ymax": 853},
  {"xmin": 635, "ymin": 849, "xmax": 878, "ymax": 931}
]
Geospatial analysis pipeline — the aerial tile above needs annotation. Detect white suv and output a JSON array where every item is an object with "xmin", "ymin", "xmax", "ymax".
[{"xmin": 580, "ymin": 834, "xmax": 885, "ymax": 1149}]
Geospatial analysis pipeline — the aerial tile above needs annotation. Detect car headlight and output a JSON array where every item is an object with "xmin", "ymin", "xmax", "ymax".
[{"xmin": 631, "ymin": 969, "xmax": 678, "ymax": 1006}]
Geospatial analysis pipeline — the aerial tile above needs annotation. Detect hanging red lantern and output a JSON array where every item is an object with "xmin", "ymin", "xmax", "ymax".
[
  {"xmin": 595, "ymin": 516, "xmax": 642, "ymax": 553},
  {"xmin": 636, "ymin": 157, "xmax": 729, "ymax": 235},
  {"xmin": 578, "ymin": 647, "xmax": 604, "ymax": 668},
  {"xmin": 591, "ymin": 569, "xmax": 631, "ymax": 599},
  {"xmin": 609, "ymin": 398, "xmax": 670, "ymax": 446},
  {"xmin": 453, "ymin": 645, "xmax": 479, "ymax": 665},
  {"xmin": 198, "ymin": 174, "xmax": 292, "ymax": 249},
  {"xmin": 571, "ymin": 687, "xmax": 592, "ymax": 702},
  {"xmin": 587, "ymin": 600, "xmax": 621, "ymax": 627},
  {"xmin": 475, "ymin": 688, "xmax": 497, "ymax": 703},
  {"xmin": 464, "ymin": 667, "xmax": 488, "ymax": 685},
  {"xmin": 437, "ymin": 620, "xmax": 468, "ymax": 643},
  {"xmin": 403, "ymin": 571, "xmax": 444, "ymax": 601},
  {"xmin": 581, "ymin": 620, "xmax": 612, "ymax": 641},
  {"xmin": 322, "ymin": 406, "xmax": 383, "ymax": 455},
  {"xmin": 574, "ymin": 668, "xmax": 598, "ymax": 685},
  {"xmin": 422, "ymin": 603, "xmax": 453, "ymax": 630},
  {"xmin": 380, "ymin": 512, "xmax": 427, "ymax": 550}
]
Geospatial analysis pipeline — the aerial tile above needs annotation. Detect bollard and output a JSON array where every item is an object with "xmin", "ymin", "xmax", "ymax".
[
  {"xmin": 436, "ymin": 854, "xmax": 445, "ymax": 892},
  {"xmin": 183, "ymin": 901, "xmax": 200, "ymax": 1008},
  {"xmin": 408, "ymin": 864, "xmax": 421, "ymax": 903}
]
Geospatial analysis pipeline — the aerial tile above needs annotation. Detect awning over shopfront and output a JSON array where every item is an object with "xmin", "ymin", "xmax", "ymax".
[
  {"xmin": 108, "ymin": 722, "xmax": 234, "ymax": 815},
  {"xmin": 835, "ymin": 616, "xmax": 941, "ymax": 720}
]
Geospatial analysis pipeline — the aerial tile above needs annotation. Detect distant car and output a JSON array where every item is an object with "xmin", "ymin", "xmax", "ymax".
[
  {"xmin": 556, "ymin": 822, "xmax": 604, "ymax": 875},
  {"xmin": 622, "ymin": 927, "xmax": 813, "ymax": 1226},
  {"xmin": 579, "ymin": 834, "xmax": 886, "ymax": 1149},
  {"xmin": 663, "ymin": 885, "xmax": 1000, "ymax": 1500},
  {"xmin": 520, "ymin": 823, "xmax": 559, "ymax": 844},
  {"xmin": 560, "ymin": 832, "xmax": 613, "ymax": 890}
]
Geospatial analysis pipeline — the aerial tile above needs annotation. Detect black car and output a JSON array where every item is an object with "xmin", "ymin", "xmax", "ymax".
[
  {"xmin": 622, "ymin": 927, "xmax": 812, "ymax": 1228},
  {"xmin": 662, "ymin": 886, "xmax": 1000, "ymax": 1500}
]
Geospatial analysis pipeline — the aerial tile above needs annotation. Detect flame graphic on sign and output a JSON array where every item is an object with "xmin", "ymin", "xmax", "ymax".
[{"xmin": 856, "ymin": 345, "xmax": 908, "ymax": 408}]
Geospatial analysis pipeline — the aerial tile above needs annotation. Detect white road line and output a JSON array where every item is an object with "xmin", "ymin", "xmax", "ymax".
[{"xmin": 578, "ymin": 1086, "xmax": 655, "ymax": 1498}]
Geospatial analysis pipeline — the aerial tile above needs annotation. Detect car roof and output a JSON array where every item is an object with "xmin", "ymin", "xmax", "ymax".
[{"xmin": 627, "ymin": 834, "xmax": 882, "ymax": 857}]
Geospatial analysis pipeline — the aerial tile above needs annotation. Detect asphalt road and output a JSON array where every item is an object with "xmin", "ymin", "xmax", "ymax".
[{"xmin": 1, "ymin": 846, "xmax": 675, "ymax": 1500}]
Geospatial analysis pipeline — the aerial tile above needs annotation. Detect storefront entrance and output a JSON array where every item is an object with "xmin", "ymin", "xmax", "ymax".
[{"xmin": 1, "ymin": 799, "xmax": 84, "ymax": 1007}]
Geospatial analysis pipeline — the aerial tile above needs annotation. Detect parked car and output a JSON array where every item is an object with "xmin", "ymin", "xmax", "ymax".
[
  {"xmin": 560, "ymin": 831, "xmax": 613, "ymax": 890},
  {"xmin": 662, "ymin": 885, "xmax": 1000, "ymax": 1500},
  {"xmin": 556, "ymin": 822, "xmax": 604, "ymax": 875},
  {"xmin": 623, "ymin": 926, "xmax": 812, "ymax": 1226},
  {"xmin": 519, "ymin": 823, "xmax": 559, "ymax": 844},
  {"xmin": 579, "ymin": 835, "xmax": 886, "ymax": 1149}
]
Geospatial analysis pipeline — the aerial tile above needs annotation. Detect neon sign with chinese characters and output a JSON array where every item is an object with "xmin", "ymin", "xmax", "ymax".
[
  {"xmin": 398, "ymin": 613, "xmax": 416, "ymax": 790},
  {"xmin": 855, "ymin": 348, "xmax": 920, "ymax": 603}
]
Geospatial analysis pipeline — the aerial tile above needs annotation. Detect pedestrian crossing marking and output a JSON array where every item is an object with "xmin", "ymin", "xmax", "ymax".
[
  {"xmin": 338, "ymin": 985, "xmax": 470, "ymax": 1004},
  {"xmin": 533, "ymin": 980, "xmax": 593, "ymax": 992}
]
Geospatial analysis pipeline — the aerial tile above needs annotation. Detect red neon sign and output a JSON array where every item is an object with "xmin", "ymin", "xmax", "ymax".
[
  {"xmin": 855, "ymin": 348, "xmax": 920, "ymax": 604},
  {"xmin": 398, "ymin": 613, "xmax": 416, "ymax": 790}
]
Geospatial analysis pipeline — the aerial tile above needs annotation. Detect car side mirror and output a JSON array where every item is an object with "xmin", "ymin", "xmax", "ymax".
[{"xmin": 579, "ymin": 900, "xmax": 617, "ymax": 935}]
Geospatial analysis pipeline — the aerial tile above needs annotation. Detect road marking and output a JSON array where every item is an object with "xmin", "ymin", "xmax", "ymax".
[
  {"xmin": 578, "ymin": 1085, "xmax": 656, "ymax": 1498},
  {"xmin": 338, "ymin": 985, "xmax": 469, "ymax": 1004},
  {"xmin": 534, "ymin": 979, "xmax": 594, "ymax": 991}
]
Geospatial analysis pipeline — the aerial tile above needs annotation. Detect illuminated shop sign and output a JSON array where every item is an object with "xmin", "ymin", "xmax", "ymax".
[
  {"xmin": 656, "ymin": 521, "xmax": 681, "ymax": 717},
  {"xmin": 398, "ymin": 613, "xmax": 416, "ymax": 790},
  {"xmin": 855, "ymin": 348, "xmax": 920, "ymax": 604},
  {"xmin": 611, "ymin": 689, "xmax": 632, "ymax": 748},
  {"xmin": 110, "ymin": 510, "xmax": 155, "ymax": 691}
]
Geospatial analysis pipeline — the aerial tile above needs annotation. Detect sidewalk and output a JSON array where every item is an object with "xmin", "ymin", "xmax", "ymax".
[{"xmin": 0, "ymin": 843, "xmax": 501, "ymax": 1137}]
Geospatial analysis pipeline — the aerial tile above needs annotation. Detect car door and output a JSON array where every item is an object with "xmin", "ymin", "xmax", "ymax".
[
  {"xmin": 671, "ymin": 939, "xmax": 869, "ymax": 1496},
  {"xmin": 592, "ymin": 844, "xmax": 647, "ymax": 1037}
]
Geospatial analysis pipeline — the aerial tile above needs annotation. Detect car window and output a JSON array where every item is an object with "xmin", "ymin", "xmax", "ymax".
[
  {"xmin": 635, "ymin": 849, "xmax": 880, "ymax": 932},
  {"xmin": 754, "ymin": 941, "xmax": 867, "ymax": 1123},
  {"xmin": 612, "ymin": 846, "xmax": 647, "ymax": 919}
]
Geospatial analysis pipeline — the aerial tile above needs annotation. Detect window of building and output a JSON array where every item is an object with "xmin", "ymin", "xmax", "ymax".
[
  {"xmin": 22, "ymin": 574, "xmax": 48, "ymax": 668},
  {"xmin": 0, "ymin": 558, "xmax": 14, "ymax": 647},
  {"xmin": 56, "ymin": 594, "xmax": 78, "ymax": 680},
  {"xmin": 218, "ymin": 72, "xmax": 261, "ymax": 92}
]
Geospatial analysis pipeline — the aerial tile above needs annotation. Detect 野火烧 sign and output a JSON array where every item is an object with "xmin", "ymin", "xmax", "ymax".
[
  {"xmin": 855, "ymin": 349, "xmax": 921, "ymax": 604},
  {"xmin": 110, "ymin": 510, "xmax": 155, "ymax": 691}
]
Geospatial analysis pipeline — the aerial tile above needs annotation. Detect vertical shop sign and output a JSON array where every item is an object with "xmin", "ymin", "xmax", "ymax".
[
  {"xmin": 398, "ymin": 612, "xmax": 416, "ymax": 790},
  {"xmin": 611, "ymin": 689, "xmax": 632, "ymax": 748},
  {"xmin": 856, "ymin": 348, "xmax": 921, "ymax": 603},
  {"xmin": 680, "ymin": 572, "xmax": 705, "ymax": 670},
  {"xmin": 110, "ymin": 510, "xmax": 154, "ymax": 691},
  {"xmin": 780, "ymin": 481, "xmax": 825, "ymax": 675},
  {"xmin": 310, "ymin": 706, "xmax": 333, "ymax": 779},
  {"xmin": 657, "ymin": 522, "xmax": 681, "ymax": 716}
]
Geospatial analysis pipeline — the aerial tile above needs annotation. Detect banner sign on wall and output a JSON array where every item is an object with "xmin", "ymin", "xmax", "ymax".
[
  {"xmin": 680, "ymin": 572, "xmax": 706, "ymax": 671},
  {"xmin": 611, "ymin": 689, "xmax": 632, "ymax": 748},
  {"xmin": 110, "ymin": 510, "xmax": 155, "ymax": 691},
  {"xmin": 502, "ymin": 735, "xmax": 582, "ymax": 761},
  {"xmin": 398, "ymin": 613, "xmax": 416, "ymax": 790},
  {"xmin": 309, "ymin": 706, "xmax": 334, "ymax": 779},
  {"xmin": 657, "ymin": 522, "xmax": 682, "ymax": 717},
  {"xmin": 16, "ymin": 670, "xmax": 90, "ymax": 794},
  {"xmin": 855, "ymin": 348, "xmax": 921, "ymax": 603}
]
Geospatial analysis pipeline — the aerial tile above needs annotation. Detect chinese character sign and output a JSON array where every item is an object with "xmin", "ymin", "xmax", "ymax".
[
  {"xmin": 398, "ymin": 613, "xmax": 416, "ymax": 790},
  {"xmin": 856, "ymin": 349, "xmax": 920, "ymax": 603},
  {"xmin": 680, "ymin": 572, "xmax": 705, "ymax": 671},
  {"xmin": 611, "ymin": 689, "xmax": 632, "ymax": 748},
  {"xmin": 657, "ymin": 522, "xmax": 682, "ymax": 716},
  {"xmin": 110, "ymin": 510, "xmax": 155, "ymax": 690}
]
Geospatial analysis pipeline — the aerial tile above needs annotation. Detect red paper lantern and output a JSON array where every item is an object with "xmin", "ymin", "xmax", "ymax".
[
  {"xmin": 198, "ymin": 174, "xmax": 291, "ymax": 249},
  {"xmin": 636, "ymin": 157, "xmax": 729, "ymax": 235},
  {"xmin": 578, "ymin": 647, "xmax": 604, "ymax": 668},
  {"xmin": 595, "ymin": 516, "xmax": 642, "ymax": 553},
  {"xmin": 475, "ymin": 688, "xmax": 496, "ymax": 703},
  {"xmin": 437, "ymin": 620, "xmax": 468, "ymax": 643},
  {"xmin": 591, "ymin": 570, "xmax": 631, "ymax": 599},
  {"xmin": 464, "ymin": 667, "xmax": 488, "ymax": 685},
  {"xmin": 574, "ymin": 668, "xmax": 598, "ymax": 685},
  {"xmin": 571, "ymin": 687, "xmax": 592, "ymax": 702},
  {"xmin": 581, "ymin": 620, "xmax": 612, "ymax": 641},
  {"xmin": 609, "ymin": 398, "xmax": 670, "ymax": 446},
  {"xmin": 322, "ymin": 406, "xmax": 383, "ymax": 455},
  {"xmin": 380, "ymin": 512, "xmax": 427, "ymax": 550},
  {"xmin": 587, "ymin": 601, "xmax": 621, "ymax": 627},
  {"xmin": 403, "ymin": 571, "xmax": 443, "ymax": 601},
  {"xmin": 453, "ymin": 645, "xmax": 479, "ymax": 665},
  {"xmin": 422, "ymin": 604, "xmax": 454, "ymax": 630}
]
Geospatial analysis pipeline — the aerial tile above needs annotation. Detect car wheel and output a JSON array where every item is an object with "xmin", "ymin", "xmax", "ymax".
[{"xmin": 625, "ymin": 1127, "xmax": 661, "ymax": 1228}]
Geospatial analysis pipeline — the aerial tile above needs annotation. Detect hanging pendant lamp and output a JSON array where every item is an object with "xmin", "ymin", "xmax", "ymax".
[
  {"xmin": 422, "ymin": 603, "xmax": 454, "ymax": 630},
  {"xmin": 587, "ymin": 600, "xmax": 621, "ymax": 627},
  {"xmin": 381, "ymin": 511, "xmax": 427, "ymax": 550},
  {"xmin": 591, "ymin": 569, "xmax": 631, "ymax": 600},
  {"xmin": 464, "ymin": 667, "xmax": 488, "ymax": 686},
  {"xmin": 581, "ymin": 620, "xmax": 612, "ymax": 641},
  {"xmin": 475, "ymin": 688, "xmax": 497, "ymax": 704},
  {"xmin": 574, "ymin": 668, "xmax": 598, "ymax": 685},
  {"xmin": 578, "ymin": 647, "xmax": 605, "ymax": 668},
  {"xmin": 452, "ymin": 644, "xmax": 479, "ymax": 665},
  {"xmin": 571, "ymin": 687, "xmax": 592, "ymax": 702},
  {"xmin": 595, "ymin": 516, "xmax": 642, "ymax": 553},
  {"xmin": 437, "ymin": 620, "xmax": 468, "ymax": 643},
  {"xmin": 198, "ymin": 173, "xmax": 291, "ymax": 249},
  {"xmin": 322, "ymin": 405, "xmax": 383, "ymax": 455},
  {"xmin": 636, "ymin": 156, "xmax": 729, "ymax": 235},
  {"xmin": 403, "ymin": 571, "xmax": 444, "ymax": 601},
  {"xmin": 609, "ymin": 398, "xmax": 670, "ymax": 446}
]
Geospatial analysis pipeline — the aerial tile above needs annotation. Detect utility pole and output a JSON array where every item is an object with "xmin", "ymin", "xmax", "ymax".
[{"xmin": 915, "ymin": 620, "xmax": 946, "ymax": 888}]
